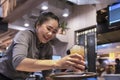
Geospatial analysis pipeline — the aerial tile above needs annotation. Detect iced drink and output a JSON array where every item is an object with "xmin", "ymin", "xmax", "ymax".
[{"xmin": 70, "ymin": 45, "xmax": 84, "ymax": 56}]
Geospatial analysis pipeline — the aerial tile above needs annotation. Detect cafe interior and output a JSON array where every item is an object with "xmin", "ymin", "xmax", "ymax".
[{"xmin": 0, "ymin": 0, "xmax": 120, "ymax": 80}]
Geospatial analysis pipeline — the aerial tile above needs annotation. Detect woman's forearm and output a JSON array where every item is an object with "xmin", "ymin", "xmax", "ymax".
[
  {"xmin": 16, "ymin": 58, "xmax": 59, "ymax": 72},
  {"xmin": 16, "ymin": 53, "xmax": 85, "ymax": 72}
]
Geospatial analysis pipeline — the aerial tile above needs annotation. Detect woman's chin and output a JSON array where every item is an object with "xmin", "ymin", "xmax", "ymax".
[{"xmin": 41, "ymin": 40, "xmax": 49, "ymax": 43}]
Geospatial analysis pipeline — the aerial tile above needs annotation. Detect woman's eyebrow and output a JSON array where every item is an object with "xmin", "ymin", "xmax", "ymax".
[{"xmin": 48, "ymin": 26, "xmax": 58, "ymax": 31}]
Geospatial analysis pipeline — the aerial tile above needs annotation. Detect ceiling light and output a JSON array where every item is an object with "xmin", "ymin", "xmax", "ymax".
[
  {"xmin": 67, "ymin": 0, "xmax": 101, "ymax": 5},
  {"xmin": 24, "ymin": 23, "xmax": 29, "ymax": 27},
  {"xmin": 9, "ymin": 24, "xmax": 27, "ymax": 31},
  {"xmin": 24, "ymin": 20, "xmax": 29, "ymax": 27},
  {"xmin": 41, "ymin": 1, "xmax": 48, "ymax": 10},
  {"xmin": 62, "ymin": 8, "xmax": 69, "ymax": 17}
]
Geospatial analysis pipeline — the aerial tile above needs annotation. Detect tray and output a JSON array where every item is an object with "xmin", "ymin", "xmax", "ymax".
[{"xmin": 50, "ymin": 72, "xmax": 97, "ymax": 80}]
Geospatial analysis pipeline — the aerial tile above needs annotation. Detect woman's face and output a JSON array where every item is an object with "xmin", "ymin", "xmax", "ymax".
[{"xmin": 36, "ymin": 19, "xmax": 59, "ymax": 43}]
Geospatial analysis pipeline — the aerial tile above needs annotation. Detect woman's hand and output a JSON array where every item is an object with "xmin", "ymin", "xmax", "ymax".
[{"xmin": 55, "ymin": 53, "xmax": 85, "ymax": 72}]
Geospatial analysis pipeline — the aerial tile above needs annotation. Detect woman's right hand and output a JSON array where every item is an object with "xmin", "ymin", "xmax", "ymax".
[{"xmin": 55, "ymin": 53, "xmax": 85, "ymax": 72}]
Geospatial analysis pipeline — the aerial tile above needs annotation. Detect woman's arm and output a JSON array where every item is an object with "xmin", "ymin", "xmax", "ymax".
[
  {"xmin": 16, "ymin": 58, "xmax": 58, "ymax": 72},
  {"xmin": 16, "ymin": 53, "xmax": 85, "ymax": 72}
]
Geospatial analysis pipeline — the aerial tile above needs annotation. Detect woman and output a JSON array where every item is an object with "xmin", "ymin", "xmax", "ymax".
[{"xmin": 0, "ymin": 12, "xmax": 85, "ymax": 80}]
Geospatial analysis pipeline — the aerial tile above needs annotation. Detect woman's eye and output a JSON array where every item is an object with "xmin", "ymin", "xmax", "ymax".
[
  {"xmin": 52, "ymin": 31, "xmax": 57, "ymax": 34},
  {"xmin": 47, "ymin": 26, "xmax": 57, "ymax": 34},
  {"xmin": 47, "ymin": 27, "xmax": 51, "ymax": 31}
]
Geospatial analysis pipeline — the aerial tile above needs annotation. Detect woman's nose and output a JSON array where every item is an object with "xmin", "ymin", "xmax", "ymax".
[
  {"xmin": 47, "ymin": 32, "xmax": 53, "ymax": 37},
  {"xmin": 48, "ymin": 31, "xmax": 52, "ymax": 35}
]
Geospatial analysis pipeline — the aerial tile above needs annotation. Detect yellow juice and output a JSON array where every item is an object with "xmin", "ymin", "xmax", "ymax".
[{"xmin": 70, "ymin": 45, "xmax": 84, "ymax": 56}]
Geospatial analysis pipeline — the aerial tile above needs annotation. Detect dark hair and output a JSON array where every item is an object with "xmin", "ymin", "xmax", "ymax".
[
  {"xmin": 115, "ymin": 58, "xmax": 120, "ymax": 63},
  {"xmin": 34, "ymin": 12, "xmax": 59, "ymax": 27}
]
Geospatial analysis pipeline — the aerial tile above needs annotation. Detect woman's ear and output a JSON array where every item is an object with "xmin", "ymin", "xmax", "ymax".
[
  {"xmin": 35, "ymin": 26, "xmax": 39, "ymax": 33},
  {"xmin": 36, "ymin": 25, "xmax": 39, "ymax": 30}
]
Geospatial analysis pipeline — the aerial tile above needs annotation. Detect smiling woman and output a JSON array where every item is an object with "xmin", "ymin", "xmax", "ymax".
[
  {"xmin": 0, "ymin": 12, "xmax": 85, "ymax": 80},
  {"xmin": 35, "ymin": 12, "xmax": 59, "ymax": 43},
  {"xmin": 0, "ymin": 12, "xmax": 60, "ymax": 80}
]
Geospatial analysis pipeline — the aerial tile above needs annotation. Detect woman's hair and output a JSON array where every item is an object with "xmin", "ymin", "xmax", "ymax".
[
  {"xmin": 34, "ymin": 12, "xmax": 59, "ymax": 28},
  {"xmin": 115, "ymin": 58, "xmax": 120, "ymax": 63}
]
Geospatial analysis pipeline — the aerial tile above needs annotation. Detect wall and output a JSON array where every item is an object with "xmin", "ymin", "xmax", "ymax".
[
  {"xmin": 96, "ymin": 4, "xmax": 108, "ymax": 10},
  {"xmin": 51, "ymin": 37, "xmax": 68, "ymax": 57},
  {"xmin": 65, "ymin": 5, "xmax": 97, "ymax": 49}
]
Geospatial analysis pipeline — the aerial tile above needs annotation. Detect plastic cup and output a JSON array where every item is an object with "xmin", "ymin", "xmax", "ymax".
[{"xmin": 70, "ymin": 45, "xmax": 84, "ymax": 56}]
